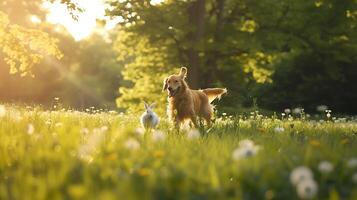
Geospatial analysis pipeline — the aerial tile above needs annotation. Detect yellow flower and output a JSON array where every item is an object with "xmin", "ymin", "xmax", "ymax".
[
  {"xmin": 105, "ymin": 153, "xmax": 118, "ymax": 161},
  {"xmin": 309, "ymin": 140, "xmax": 320, "ymax": 147},
  {"xmin": 153, "ymin": 150, "xmax": 165, "ymax": 158},
  {"xmin": 138, "ymin": 168, "xmax": 151, "ymax": 176}
]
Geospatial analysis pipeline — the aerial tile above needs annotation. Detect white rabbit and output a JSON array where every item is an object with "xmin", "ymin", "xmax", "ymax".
[{"xmin": 140, "ymin": 102, "xmax": 159, "ymax": 130}]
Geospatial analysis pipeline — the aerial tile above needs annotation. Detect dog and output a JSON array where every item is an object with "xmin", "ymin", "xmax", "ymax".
[{"xmin": 163, "ymin": 67, "xmax": 227, "ymax": 128}]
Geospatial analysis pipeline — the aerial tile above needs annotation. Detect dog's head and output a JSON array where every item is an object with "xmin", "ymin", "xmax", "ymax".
[{"xmin": 163, "ymin": 67, "xmax": 187, "ymax": 97}]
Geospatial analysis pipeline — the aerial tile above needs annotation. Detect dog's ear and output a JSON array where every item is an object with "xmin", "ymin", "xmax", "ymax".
[
  {"xmin": 163, "ymin": 78, "xmax": 168, "ymax": 91},
  {"xmin": 179, "ymin": 67, "xmax": 187, "ymax": 79}
]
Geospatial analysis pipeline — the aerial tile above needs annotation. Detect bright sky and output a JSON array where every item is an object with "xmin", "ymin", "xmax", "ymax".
[{"xmin": 42, "ymin": 0, "xmax": 164, "ymax": 41}]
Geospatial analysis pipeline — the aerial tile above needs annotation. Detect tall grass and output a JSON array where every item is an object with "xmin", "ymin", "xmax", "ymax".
[{"xmin": 0, "ymin": 106, "xmax": 356, "ymax": 199}]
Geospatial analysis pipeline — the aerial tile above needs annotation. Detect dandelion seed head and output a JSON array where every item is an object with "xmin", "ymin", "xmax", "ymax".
[
  {"xmin": 124, "ymin": 138, "xmax": 140, "ymax": 151},
  {"xmin": 27, "ymin": 123, "xmax": 35, "ymax": 135},
  {"xmin": 187, "ymin": 129, "xmax": 200, "ymax": 140},
  {"xmin": 290, "ymin": 166, "xmax": 313, "ymax": 185},
  {"xmin": 274, "ymin": 127, "xmax": 285, "ymax": 133},
  {"xmin": 152, "ymin": 130, "xmax": 166, "ymax": 142},
  {"xmin": 296, "ymin": 179, "xmax": 318, "ymax": 199},
  {"xmin": 318, "ymin": 161, "xmax": 334, "ymax": 174},
  {"xmin": 347, "ymin": 158, "xmax": 357, "ymax": 168}
]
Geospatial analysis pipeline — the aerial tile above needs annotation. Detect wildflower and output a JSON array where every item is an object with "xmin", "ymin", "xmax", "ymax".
[
  {"xmin": 153, "ymin": 150, "xmax": 165, "ymax": 158},
  {"xmin": 0, "ymin": 105, "xmax": 6, "ymax": 117},
  {"xmin": 55, "ymin": 122, "xmax": 63, "ymax": 127},
  {"xmin": 152, "ymin": 130, "xmax": 166, "ymax": 142},
  {"xmin": 134, "ymin": 127, "xmax": 145, "ymax": 137},
  {"xmin": 232, "ymin": 139, "xmax": 260, "ymax": 160},
  {"xmin": 352, "ymin": 173, "xmax": 357, "ymax": 183},
  {"xmin": 124, "ymin": 138, "xmax": 140, "ymax": 151},
  {"xmin": 187, "ymin": 129, "xmax": 200, "ymax": 140},
  {"xmin": 316, "ymin": 105, "xmax": 328, "ymax": 112},
  {"xmin": 239, "ymin": 139, "xmax": 255, "ymax": 147},
  {"xmin": 138, "ymin": 168, "xmax": 151, "ymax": 176},
  {"xmin": 347, "ymin": 158, "xmax": 357, "ymax": 168},
  {"xmin": 284, "ymin": 108, "xmax": 291, "ymax": 114},
  {"xmin": 296, "ymin": 179, "xmax": 318, "ymax": 199},
  {"xmin": 80, "ymin": 128, "xmax": 89, "ymax": 135},
  {"xmin": 27, "ymin": 123, "xmax": 35, "ymax": 135},
  {"xmin": 318, "ymin": 161, "xmax": 334, "ymax": 174},
  {"xmin": 293, "ymin": 108, "xmax": 302, "ymax": 114},
  {"xmin": 274, "ymin": 127, "xmax": 285, "ymax": 133},
  {"xmin": 290, "ymin": 166, "xmax": 313, "ymax": 185},
  {"xmin": 100, "ymin": 126, "xmax": 108, "ymax": 132}
]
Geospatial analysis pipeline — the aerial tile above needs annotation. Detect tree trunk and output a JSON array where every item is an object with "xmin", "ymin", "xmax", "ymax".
[{"xmin": 185, "ymin": 0, "xmax": 206, "ymax": 89}]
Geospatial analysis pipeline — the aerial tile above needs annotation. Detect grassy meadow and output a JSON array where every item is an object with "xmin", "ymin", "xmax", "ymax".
[{"xmin": 0, "ymin": 105, "xmax": 357, "ymax": 200}]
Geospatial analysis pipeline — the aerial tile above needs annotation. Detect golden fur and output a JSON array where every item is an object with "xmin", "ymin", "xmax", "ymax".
[{"xmin": 163, "ymin": 67, "xmax": 227, "ymax": 128}]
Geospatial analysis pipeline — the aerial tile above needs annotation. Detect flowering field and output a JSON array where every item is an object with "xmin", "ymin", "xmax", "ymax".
[{"xmin": 0, "ymin": 105, "xmax": 357, "ymax": 200}]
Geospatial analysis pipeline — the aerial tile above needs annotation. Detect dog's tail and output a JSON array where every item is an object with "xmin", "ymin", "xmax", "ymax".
[{"xmin": 202, "ymin": 88, "xmax": 227, "ymax": 103}]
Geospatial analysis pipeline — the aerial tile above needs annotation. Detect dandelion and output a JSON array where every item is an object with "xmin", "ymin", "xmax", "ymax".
[
  {"xmin": 296, "ymin": 179, "xmax": 318, "ymax": 199},
  {"xmin": 316, "ymin": 105, "xmax": 328, "ymax": 112},
  {"xmin": 27, "ymin": 123, "xmax": 35, "ymax": 135},
  {"xmin": 0, "ymin": 105, "xmax": 6, "ymax": 117},
  {"xmin": 100, "ymin": 126, "xmax": 108, "ymax": 132},
  {"xmin": 293, "ymin": 107, "xmax": 302, "ymax": 114},
  {"xmin": 290, "ymin": 166, "xmax": 313, "ymax": 185},
  {"xmin": 325, "ymin": 110, "xmax": 332, "ymax": 118},
  {"xmin": 232, "ymin": 139, "xmax": 260, "ymax": 160},
  {"xmin": 55, "ymin": 122, "xmax": 63, "ymax": 127},
  {"xmin": 152, "ymin": 130, "xmax": 166, "ymax": 142},
  {"xmin": 352, "ymin": 173, "xmax": 357, "ymax": 183},
  {"xmin": 284, "ymin": 108, "xmax": 291, "ymax": 114},
  {"xmin": 187, "ymin": 129, "xmax": 200, "ymax": 140},
  {"xmin": 124, "ymin": 138, "xmax": 140, "ymax": 151},
  {"xmin": 274, "ymin": 127, "xmax": 285, "ymax": 133},
  {"xmin": 347, "ymin": 158, "xmax": 357, "ymax": 168},
  {"xmin": 318, "ymin": 161, "xmax": 334, "ymax": 174},
  {"xmin": 80, "ymin": 128, "xmax": 89, "ymax": 135}
]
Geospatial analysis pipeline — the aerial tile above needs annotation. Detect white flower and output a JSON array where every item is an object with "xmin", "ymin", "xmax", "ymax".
[
  {"xmin": 293, "ymin": 108, "xmax": 302, "ymax": 114},
  {"xmin": 0, "ymin": 105, "xmax": 6, "ymax": 117},
  {"xmin": 316, "ymin": 105, "xmax": 328, "ymax": 112},
  {"xmin": 124, "ymin": 138, "xmax": 140, "ymax": 151},
  {"xmin": 274, "ymin": 127, "xmax": 285, "ymax": 133},
  {"xmin": 318, "ymin": 161, "xmax": 334, "ymax": 174},
  {"xmin": 352, "ymin": 173, "xmax": 357, "ymax": 183},
  {"xmin": 290, "ymin": 166, "xmax": 313, "ymax": 185},
  {"xmin": 134, "ymin": 127, "xmax": 145, "ymax": 137},
  {"xmin": 232, "ymin": 146, "xmax": 259, "ymax": 160},
  {"xmin": 296, "ymin": 179, "xmax": 318, "ymax": 199},
  {"xmin": 239, "ymin": 139, "xmax": 255, "ymax": 148},
  {"xmin": 232, "ymin": 139, "xmax": 260, "ymax": 160},
  {"xmin": 27, "ymin": 123, "xmax": 35, "ymax": 135},
  {"xmin": 80, "ymin": 128, "xmax": 89, "ymax": 135},
  {"xmin": 55, "ymin": 122, "xmax": 63, "ymax": 127},
  {"xmin": 152, "ymin": 130, "xmax": 166, "ymax": 142},
  {"xmin": 100, "ymin": 126, "xmax": 108, "ymax": 132},
  {"xmin": 187, "ymin": 129, "xmax": 200, "ymax": 140},
  {"xmin": 347, "ymin": 158, "xmax": 357, "ymax": 168},
  {"xmin": 284, "ymin": 108, "xmax": 291, "ymax": 114}
]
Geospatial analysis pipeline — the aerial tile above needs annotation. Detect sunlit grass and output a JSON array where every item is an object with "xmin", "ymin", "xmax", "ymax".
[{"xmin": 0, "ymin": 105, "xmax": 356, "ymax": 199}]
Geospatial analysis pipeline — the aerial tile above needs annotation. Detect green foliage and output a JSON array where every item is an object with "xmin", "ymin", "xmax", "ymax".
[
  {"xmin": 109, "ymin": 0, "xmax": 357, "ymax": 113},
  {"xmin": 0, "ymin": 105, "xmax": 356, "ymax": 199},
  {"xmin": 0, "ymin": 11, "xmax": 62, "ymax": 76}
]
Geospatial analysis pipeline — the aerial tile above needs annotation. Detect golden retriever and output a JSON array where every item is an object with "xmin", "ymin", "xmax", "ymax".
[{"xmin": 163, "ymin": 67, "xmax": 227, "ymax": 128}]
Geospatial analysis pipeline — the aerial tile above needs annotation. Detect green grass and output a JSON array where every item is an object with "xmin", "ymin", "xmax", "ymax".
[{"xmin": 0, "ymin": 106, "xmax": 356, "ymax": 200}]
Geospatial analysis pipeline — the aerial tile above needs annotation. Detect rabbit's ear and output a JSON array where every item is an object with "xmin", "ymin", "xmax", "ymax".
[
  {"xmin": 144, "ymin": 101, "xmax": 149, "ymax": 110},
  {"xmin": 150, "ymin": 103, "xmax": 156, "ymax": 109}
]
